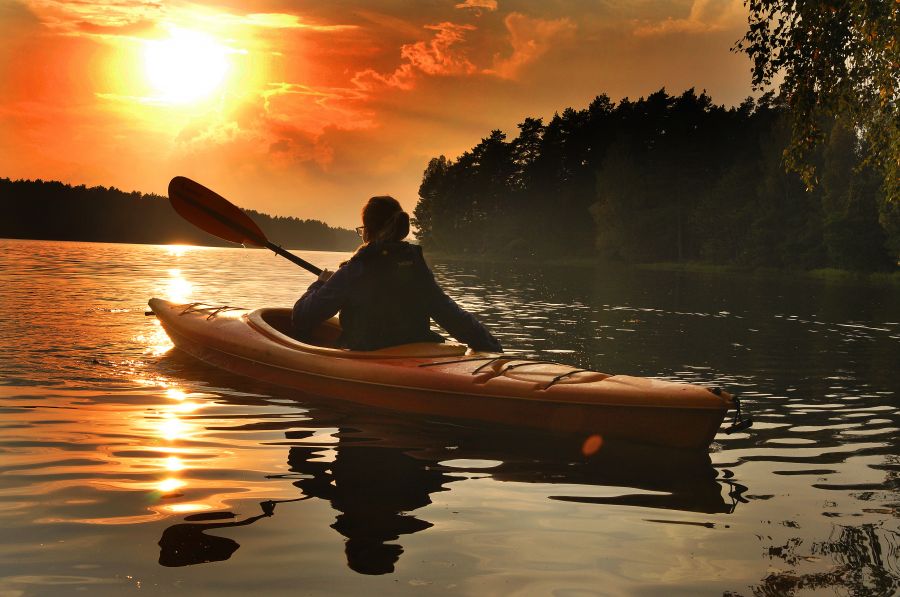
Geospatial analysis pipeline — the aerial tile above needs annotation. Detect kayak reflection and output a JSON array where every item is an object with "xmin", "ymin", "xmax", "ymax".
[
  {"xmin": 154, "ymin": 353, "xmax": 747, "ymax": 574},
  {"xmin": 282, "ymin": 424, "xmax": 744, "ymax": 575}
]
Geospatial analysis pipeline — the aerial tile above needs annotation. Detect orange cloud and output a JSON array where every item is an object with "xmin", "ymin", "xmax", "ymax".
[
  {"xmin": 633, "ymin": 0, "xmax": 746, "ymax": 36},
  {"xmin": 487, "ymin": 13, "xmax": 576, "ymax": 79},
  {"xmin": 402, "ymin": 22, "xmax": 478, "ymax": 75},
  {"xmin": 353, "ymin": 21, "xmax": 477, "ymax": 91},
  {"xmin": 23, "ymin": 0, "xmax": 165, "ymax": 34},
  {"xmin": 261, "ymin": 82, "xmax": 374, "ymax": 133},
  {"xmin": 207, "ymin": 11, "xmax": 358, "ymax": 32},
  {"xmin": 455, "ymin": 0, "xmax": 498, "ymax": 12},
  {"xmin": 24, "ymin": 1, "xmax": 355, "ymax": 40},
  {"xmin": 170, "ymin": 79, "xmax": 375, "ymax": 174}
]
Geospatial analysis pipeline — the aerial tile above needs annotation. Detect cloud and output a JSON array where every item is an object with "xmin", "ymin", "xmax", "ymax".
[
  {"xmin": 633, "ymin": 0, "xmax": 746, "ymax": 37},
  {"xmin": 74, "ymin": 19, "xmax": 156, "ymax": 36},
  {"xmin": 352, "ymin": 21, "xmax": 477, "ymax": 91},
  {"xmin": 23, "ymin": 1, "xmax": 355, "ymax": 40},
  {"xmin": 23, "ymin": 0, "xmax": 165, "ymax": 34},
  {"xmin": 260, "ymin": 82, "xmax": 374, "ymax": 132},
  {"xmin": 401, "ymin": 22, "xmax": 477, "ymax": 75},
  {"xmin": 455, "ymin": 0, "xmax": 498, "ymax": 12},
  {"xmin": 210, "ymin": 12, "xmax": 357, "ymax": 32},
  {"xmin": 172, "ymin": 98, "xmax": 337, "ymax": 172},
  {"xmin": 487, "ymin": 13, "xmax": 576, "ymax": 79},
  {"xmin": 170, "ymin": 77, "xmax": 377, "ymax": 175}
]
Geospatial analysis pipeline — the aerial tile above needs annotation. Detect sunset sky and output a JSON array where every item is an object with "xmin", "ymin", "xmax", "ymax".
[{"xmin": 0, "ymin": 0, "xmax": 754, "ymax": 228}]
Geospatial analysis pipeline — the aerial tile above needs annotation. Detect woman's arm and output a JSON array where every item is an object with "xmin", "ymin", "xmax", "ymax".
[
  {"xmin": 424, "ymin": 271, "xmax": 502, "ymax": 352},
  {"xmin": 291, "ymin": 264, "xmax": 357, "ymax": 338}
]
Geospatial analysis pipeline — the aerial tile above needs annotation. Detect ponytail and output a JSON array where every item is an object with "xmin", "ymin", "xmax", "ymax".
[
  {"xmin": 373, "ymin": 209, "xmax": 410, "ymax": 243},
  {"xmin": 361, "ymin": 195, "xmax": 409, "ymax": 244}
]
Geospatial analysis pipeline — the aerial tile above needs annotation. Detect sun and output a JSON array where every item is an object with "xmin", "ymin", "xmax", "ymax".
[{"xmin": 143, "ymin": 27, "xmax": 231, "ymax": 105}]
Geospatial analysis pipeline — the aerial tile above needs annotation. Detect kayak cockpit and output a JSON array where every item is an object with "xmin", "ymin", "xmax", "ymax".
[{"xmin": 249, "ymin": 308, "xmax": 470, "ymax": 359}]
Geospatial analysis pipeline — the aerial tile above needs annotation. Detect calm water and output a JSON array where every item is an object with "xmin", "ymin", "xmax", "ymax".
[{"xmin": 1, "ymin": 238, "xmax": 898, "ymax": 596}]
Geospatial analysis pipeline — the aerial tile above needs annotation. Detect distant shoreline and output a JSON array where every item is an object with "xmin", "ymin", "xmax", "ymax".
[
  {"xmin": 0, "ymin": 236, "xmax": 356, "ymax": 253},
  {"xmin": 5, "ymin": 237, "xmax": 895, "ymax": 285},
  {"xmin": 0, "ymin": 177, "xmax": 359, "ymax": 252},
  {"xmin": 425, "ymin": 251, "xmax": 900, "ymax": 285}
]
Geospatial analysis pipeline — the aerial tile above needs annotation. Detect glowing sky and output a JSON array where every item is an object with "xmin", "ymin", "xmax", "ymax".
[{"xmin": 0, "ymin": 0, "xmax": 753, "ymax": 227}]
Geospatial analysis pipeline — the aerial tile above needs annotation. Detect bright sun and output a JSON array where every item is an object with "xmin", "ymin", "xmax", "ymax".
[{"xmin": 143, "ymin": 28, "xmax": 230, "ymax": 105}]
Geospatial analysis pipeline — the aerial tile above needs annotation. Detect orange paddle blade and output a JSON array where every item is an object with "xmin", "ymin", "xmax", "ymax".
[{"xmin": 168, "ymin": 176, "xmax": 267, "ymax": 247}]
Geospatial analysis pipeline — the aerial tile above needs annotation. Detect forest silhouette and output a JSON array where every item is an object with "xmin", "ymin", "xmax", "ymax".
[
  {"xmin": 0, "ymin": 178, "xmax": 359, "ymax": 251},
  {"xmin": 412, "ymin": 88, "xmax": 898, "ymax": 272}
]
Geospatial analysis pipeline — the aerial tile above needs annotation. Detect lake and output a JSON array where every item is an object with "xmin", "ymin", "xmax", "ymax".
[{"xmin": 1, "ymin": 238, "xmax": 898, "ymax": 596}]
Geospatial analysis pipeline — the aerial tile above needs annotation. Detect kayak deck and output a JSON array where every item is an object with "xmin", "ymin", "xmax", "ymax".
[{"xmin": 149, "ymin": 298, "xmax": 737, "ymax": 450}]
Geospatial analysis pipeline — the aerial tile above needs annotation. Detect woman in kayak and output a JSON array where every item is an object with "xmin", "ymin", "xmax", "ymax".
[{"xmin": 292, "ymin": 196, "xmax": 502, "ymax": 352}]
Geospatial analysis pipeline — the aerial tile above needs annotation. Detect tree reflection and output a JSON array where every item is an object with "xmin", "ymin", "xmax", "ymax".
[{"xmin": 751, "ymin": 523, "xmax": 900, "ymax": 596}]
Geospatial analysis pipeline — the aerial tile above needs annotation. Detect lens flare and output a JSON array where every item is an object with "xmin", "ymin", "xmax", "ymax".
[{"xmin": 582, "ymin": 434, "xmax": 603, "ymax": 456}]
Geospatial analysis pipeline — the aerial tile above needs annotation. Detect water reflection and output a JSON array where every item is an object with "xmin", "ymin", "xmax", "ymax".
[
  {"xmin": 2, "ymin": 240, "xmax": 898, "ymax": 594},
  {"xmin": 754, "ymin": 523, "xmax": 900, "ymax": 596},
  {"xmin": 158, "ymin": 498, "xmax": 304, "ymax": 567},
  {"xmin": 165, "ymin": 268, "xmax": 192, "ymax": 304},
  {"xmin": 156, "ymin": 428, "xmax": 738, "ymax": 574},
  {"xmin": 287, "ymin": 443, "xmax": 448, "ymax": 575},
  {"xmin": 152, "ymin": 358, "xmax": 742, "ymax": 575}
]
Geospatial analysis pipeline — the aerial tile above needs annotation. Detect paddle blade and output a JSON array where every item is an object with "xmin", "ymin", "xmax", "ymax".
[{"xmin": 168, "ymin": 176, "xmax": 267, "ymax": 247}]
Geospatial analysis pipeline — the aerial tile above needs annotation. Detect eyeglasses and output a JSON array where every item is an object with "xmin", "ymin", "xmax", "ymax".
[{"xmin": 355, "ymin": 226, "xmax": 365, "ymax": 238}]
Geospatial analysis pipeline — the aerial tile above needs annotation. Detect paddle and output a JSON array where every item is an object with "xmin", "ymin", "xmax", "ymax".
[{"xmin": 167, "ymin": 176, "xmax": 323, "ymax": 275}]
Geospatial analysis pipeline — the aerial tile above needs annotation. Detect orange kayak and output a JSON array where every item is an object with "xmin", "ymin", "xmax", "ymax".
[{"xmin": 149, "ymin": 298, "xmax": 742, "ymax": 450}]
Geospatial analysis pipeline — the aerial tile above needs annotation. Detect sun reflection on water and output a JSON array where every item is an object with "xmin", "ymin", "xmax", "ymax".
[
  {"xmin": 157, "ymin": 477, "xmax": 186, "ymax": 493},
  {"xmin": 166, "ymin": 503, "xmax": 211, "ymax": 514},
  {"xmin": 166, "ymin": 268, "xmax": 193, "ymax": 303},
  {"xmin": 159, "ymin": 415, "xmax": 188, "ymax": 442},
  {"xmin": 166, "ymin": 388, "xmax": 187, "ymax": 401},
  {"xmin": 137, "ymin": 319, "xmax": 174, "ymax": 356},
  {"xmin": 166, "ymin": 245, "xmax": 196, "ymax": 257},
  {"xmin": 149, "ymin": 386, "xmax": 210, "ymax": 509},
  {"xmin": 165, "ymin": 456, "xmax": 184, "ymax": 471}
]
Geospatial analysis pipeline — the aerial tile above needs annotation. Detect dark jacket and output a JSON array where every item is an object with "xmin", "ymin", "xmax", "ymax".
[{"xmin": 292, "ymin": 241, "xmax": 502, "ymax": 352}]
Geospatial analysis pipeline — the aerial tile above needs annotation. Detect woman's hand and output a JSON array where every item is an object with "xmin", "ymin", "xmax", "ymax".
[{"xmin": 318, "ymin": 269, "xmax": 333, "ymax": 283}]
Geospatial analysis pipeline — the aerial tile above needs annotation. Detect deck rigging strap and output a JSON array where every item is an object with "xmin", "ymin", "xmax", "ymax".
[
  {"xmin": 179, "ymin": 303, "xmax": 246, "ymax": 319},
  {"xmin": 419, "ymin": 356, "xmax": 600, "ymax": 382},
  {"xmin": 545, "ymin": 369, "xmax": 593, "ymax": 388}
]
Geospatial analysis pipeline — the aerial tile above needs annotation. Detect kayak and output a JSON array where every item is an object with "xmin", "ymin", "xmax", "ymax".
[{"xmin": 148, "ymin": 298, "xmax": 743, "ymax": 450}]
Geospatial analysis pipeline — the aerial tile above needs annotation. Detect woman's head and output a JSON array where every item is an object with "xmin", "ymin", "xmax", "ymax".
[{"xmin": 361, "ymin": 195, "xmax": 409, "ymax": 243}]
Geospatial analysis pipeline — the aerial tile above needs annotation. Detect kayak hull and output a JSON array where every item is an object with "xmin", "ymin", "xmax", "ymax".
[{"xmin": 149, "ymin": 298, "xmax": 734, "ymax": 450}]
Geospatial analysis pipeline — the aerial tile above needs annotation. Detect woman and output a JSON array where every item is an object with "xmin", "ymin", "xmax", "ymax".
[{"xmin": 292, "ymin": 196, "xmax": 502, "ymax": 352}]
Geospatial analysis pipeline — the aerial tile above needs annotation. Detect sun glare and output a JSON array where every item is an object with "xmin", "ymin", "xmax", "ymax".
[{"xmin": 143, "ymin": 28, "xmax": 231, "ymax": 104}]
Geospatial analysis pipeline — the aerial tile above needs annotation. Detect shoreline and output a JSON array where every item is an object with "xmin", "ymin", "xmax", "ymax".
[
  {"xmin": 425, "ymin": 251, "xmax": 900, "ymax": 285},
  {"xmin": 5, "ymin": 237, "xmax": 897, "ymax": 285},
  {"xmin": 0, "ymin": 235, "xmax": 357, "ymax": 253}
]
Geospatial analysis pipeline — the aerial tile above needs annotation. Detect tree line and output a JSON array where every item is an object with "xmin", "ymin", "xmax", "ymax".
[
  {"xmin": 413, "ymin": 89, "xmax": 898, "ymax": 272},
  {"xmin": 0, "ymin": 178, "xmax": 359, "ymax": 251}
]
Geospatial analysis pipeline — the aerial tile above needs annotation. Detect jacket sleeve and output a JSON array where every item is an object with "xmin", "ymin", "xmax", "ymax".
[
  {"xmin": 291, "ymin": 263, "xmax": 357, "ymax": 339},
  {"xmin": 424, "ymin": 268, "xmax": 503, "ymax": 353}
]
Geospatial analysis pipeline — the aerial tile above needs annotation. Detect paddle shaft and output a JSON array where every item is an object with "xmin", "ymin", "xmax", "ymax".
[{"xmin": 265, "ymin": 241, "xmax": 322, "ymax": 276}]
